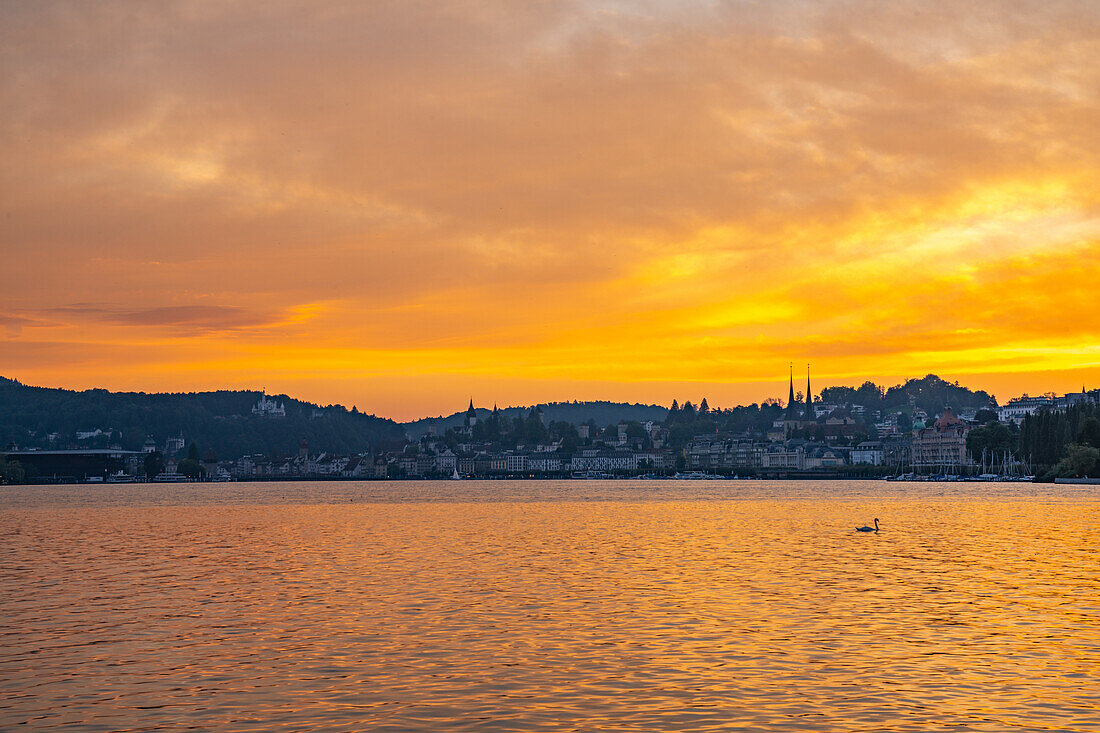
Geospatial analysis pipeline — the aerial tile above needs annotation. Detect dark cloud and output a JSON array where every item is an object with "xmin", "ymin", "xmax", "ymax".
[{"xmin": 46, "ymin": 303, "xmax": 284, "ymax": 334}]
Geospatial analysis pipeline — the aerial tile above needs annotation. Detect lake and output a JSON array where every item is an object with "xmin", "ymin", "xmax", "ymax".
[{"xmin": 2, "ymin": 480, "xmax": 1098, "ymax": 731}]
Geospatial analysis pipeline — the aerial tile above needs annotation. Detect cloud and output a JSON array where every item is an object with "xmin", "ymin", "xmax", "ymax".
[
  {"xmin": 42, "ymin": 303, "xmax": 295, "ymax": 336},
  {"xmin": 1, "ymin": 1, "xmax": 1098, "ymax": 416}
]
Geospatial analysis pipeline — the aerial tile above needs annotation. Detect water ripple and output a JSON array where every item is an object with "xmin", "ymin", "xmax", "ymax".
[{"xmin": 2, "ymin": 480, "xmax": 1098, "ymax": 731}]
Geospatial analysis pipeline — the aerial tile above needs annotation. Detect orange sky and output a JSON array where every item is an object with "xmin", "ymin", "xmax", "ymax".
[{"xmin": 2, "ymin": 1, "xmax": 1098, "ymax": 421}]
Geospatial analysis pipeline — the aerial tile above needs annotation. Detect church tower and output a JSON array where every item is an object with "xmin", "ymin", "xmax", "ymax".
[{"xmin": 464, "ymin": 399, "xmax": 478, "ymax": 428}]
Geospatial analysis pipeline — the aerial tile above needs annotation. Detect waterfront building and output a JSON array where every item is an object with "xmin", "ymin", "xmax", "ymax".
[
  {"xmin": 803, "ymin": 446, "xmax": 845, "ymax": 469},
  {"xmin": 635, "ymin": 451, "xmax": 667, "ymax": 470},
  {"xmin": 912, "ymin": 407, "xmax": 971, "ymax": 471},
  {"xmin": 762, "ymin": 443, "xmax": 802, "ymax": 469},
  {"xmin": 2, "ymin": 448, "xmax": 145, "ymax": 482},
  {"xmin": 505, "ymin": 453, "xmax": 528, "ymax": 472},
  {"xmin": 527, "ymin": 454, "xmax": 563, "ymax": 472},
  {"xmin": 851, "ymin": 441, "xmax": 884, "ymax": 466},
  {"xmin": 435, "ymin": 449, "xmax": 457, "ymax": 473}
]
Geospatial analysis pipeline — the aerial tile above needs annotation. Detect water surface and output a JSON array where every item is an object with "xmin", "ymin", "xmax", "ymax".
[{"xmin": 3, "ymin": 480, "xmax": 1098, "ymax": 731}]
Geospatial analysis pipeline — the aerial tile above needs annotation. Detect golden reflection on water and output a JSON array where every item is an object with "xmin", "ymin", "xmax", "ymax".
[{"xmin": 2, "ymin": 481, "xmax": 1099, "ymax": 731}]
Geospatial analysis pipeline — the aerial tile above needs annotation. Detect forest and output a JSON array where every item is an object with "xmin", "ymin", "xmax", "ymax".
[{"xmin": 0, "ymin": 377, "xmax": 405, "ymax": 459}]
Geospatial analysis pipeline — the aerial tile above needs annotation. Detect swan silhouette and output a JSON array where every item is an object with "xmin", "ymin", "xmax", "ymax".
[{"xmin": 856, "ymin": 518, "xmax": 879, "ymax": 532}]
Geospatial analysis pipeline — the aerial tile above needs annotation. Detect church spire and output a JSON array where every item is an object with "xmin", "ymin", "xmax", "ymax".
[
  {"xmin": 805, "ymin": 364, "xmax": 814, "ymax": 421},
  {"xmin": 786, "ymin": 363, "xmax": 798, "ymax": 418}
]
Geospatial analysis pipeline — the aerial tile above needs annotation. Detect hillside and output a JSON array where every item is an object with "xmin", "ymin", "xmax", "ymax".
[
  {"xmin": 404, "ymin": 400, "xmax": 669, "ymax": 438},
  {"xmin": 0, "ymin": 377, "xmax": 405, "ymax": 459}
]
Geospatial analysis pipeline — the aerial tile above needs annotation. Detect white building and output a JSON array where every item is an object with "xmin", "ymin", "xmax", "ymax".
[
  {"xmin": 528, "ymin": 454, "xmax": 563, "ymax": 472},
  {"xmin": 252, "ymin": 392, "xmax": 286, "ymax": 417},
  {"xmin": 165, "ymin": 432, "xmax": 186, "ymax": 455},
  {"xmin": 435, "ymin": 449, "xmax": 457, "ymax": 473},
  {"xmin": 997, "ymin": 396, "xmax": 1053, "ymax": 425},
  {"xmin": 505, "ymin": 453, "xmax": 529, "ymax": 472},
  {"xmin": 851, "ymin": 441, "xmax": 884, "ymax": 466}
]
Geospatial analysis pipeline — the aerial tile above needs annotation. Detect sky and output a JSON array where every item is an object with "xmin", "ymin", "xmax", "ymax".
[{"xmin": 2, "ymin": 0, "xmax": 1098, "ymax": 421}]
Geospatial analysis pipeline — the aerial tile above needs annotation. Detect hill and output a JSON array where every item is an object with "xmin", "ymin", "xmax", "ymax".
[
  {"xmin": 404, "ymin": 400, "xmax": 669, "ymax": 438},
  {"xmin": 0, "ymin": 377, "xmax": 405, "ymax": 459},
  {"xmin": 821, "ymin": 374, "xmax": 996, "ymax": 416}
]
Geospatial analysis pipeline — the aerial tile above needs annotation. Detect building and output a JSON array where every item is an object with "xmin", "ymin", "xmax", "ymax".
[
  {"xmin": 435, "ymin": 449, "xmax": 457, "ymax": 474},
  {"xmin": 635, "ymin": 451, "xmax": 667, "ymax": 470},
  {"xmin": 3, "ymin": 449, "xmax": 146, "ymax": 482},
  {"xmin": 252, "ymin": 392, "xmax": 286, "ymax": 417},
  {"xmin": 851, "ymin": 441, "xmax": 884, "ymax": 466},
  {"xmin": 165, "ymin": 432, "xmax": 186, "ymax": 455},
  {"xmin": 803, "ymin": 446, "xmax": 845, "ymax": 469},
  {"xmin": 762, "ymin": 443, "xmax": 801, "ymax": 469},
  {"xmin": 998, "ymin": 396, "xmax": 1054, "ymax": 425},
  {"xmin": 912, "ymin": 407, "xmax": 971, "ymax": 471},
  {"xmin": 1054, "ymin": 388, "xmax": 1100, "ymax": 409},
  {"xmin": 527, "ymin": 454, "xmax": 563, "ymax": 472}
]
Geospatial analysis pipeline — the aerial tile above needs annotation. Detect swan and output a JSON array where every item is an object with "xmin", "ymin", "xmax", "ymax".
[{"xmin": 856, "ymin": 518, "xmax": 879, "ymax": 532}]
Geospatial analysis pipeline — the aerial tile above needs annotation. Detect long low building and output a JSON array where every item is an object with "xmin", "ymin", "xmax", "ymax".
[{"xmin": 2, "ymin": 449, "xmax": 146, "ymax": 481}]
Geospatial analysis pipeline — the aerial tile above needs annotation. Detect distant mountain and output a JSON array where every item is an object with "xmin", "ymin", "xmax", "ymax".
[
  {"xmin": 404, "ymin": 400, "xmax": 669, "ymax": 438},
  {"xmin": 0, "ymin": 377, "xmax": 405, "ymax": 459}
]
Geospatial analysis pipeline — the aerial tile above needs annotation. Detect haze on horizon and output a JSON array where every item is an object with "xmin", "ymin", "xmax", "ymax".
[{"xmin": 2, "ymin": 1, "xmax": 1098, "ymax": 421}]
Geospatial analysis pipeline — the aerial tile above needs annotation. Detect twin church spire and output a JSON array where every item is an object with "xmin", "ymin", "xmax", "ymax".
[{"xmin": 786, "ymin": 363, "xmax": 814, "ymax": 421}]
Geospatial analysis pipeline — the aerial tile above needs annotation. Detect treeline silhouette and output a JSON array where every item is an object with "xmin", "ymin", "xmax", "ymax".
[
  {"xmin": 404, "ymin": 400, "xmax": 669, "ymax": 437},
  {"xmin": 0, "ymin": 377, "xmax": 404, "ymax": 459}
]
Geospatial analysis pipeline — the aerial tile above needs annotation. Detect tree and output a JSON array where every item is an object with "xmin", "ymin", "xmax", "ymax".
[
  {"xmin": 967, "ymin": 421, "xmax": 1015, "ymax": 463},
  {"xmin": 187, "ymin": 442, "xmax": 200, "ymax": 461},
  {"xmin": 699, "ymin": 398, "xmax": 710, "ymax": 415},
  {"xmin": 1054, "ymin": 444, "xmax": 1100, "ymax": 478},
  {"xmin": 974, "ymin": 409, "xmax": 998, "ymax": 425},
  {"xmin": 144, "ymin": 451, "xmax": 164, "ymax": 478},
  {"xmin": 1079, "ymin": 417, "xmax": 1100, "ymax": 449},
  {"xmin": 0, "ymin": 457, "xmax": 25, "ymax": 484},
  {"xmin": 528, "ymin": 408, "xmax": 549, "ymax": 442},
  {"xmin": 177, "ymin": 458, "xmax": 203, "ymax": 479}
]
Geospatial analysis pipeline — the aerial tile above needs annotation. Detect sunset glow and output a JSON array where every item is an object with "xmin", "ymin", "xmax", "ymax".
[{"xmin": 3, "ymin": 1, "xmax": 1098, "ymax": 419}]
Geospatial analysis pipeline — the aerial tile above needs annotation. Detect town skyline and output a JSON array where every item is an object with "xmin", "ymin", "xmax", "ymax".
[
  {"xmin": 6, "ymin": 370, "xmax": 1096, "ymax": 483},
  {"xmin": 2, "ymin": 368, "xmax": 1095, "ymax": 424}
]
